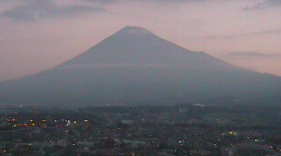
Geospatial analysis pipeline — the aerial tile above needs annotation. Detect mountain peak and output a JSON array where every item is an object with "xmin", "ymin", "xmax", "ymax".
[
  {"xmin": 58, "ymin": 25, "xmax": 233, "ymax": 69},
  {"xmin": 117, "ymin": 26, "xmax": 152, "ymax": 36}
]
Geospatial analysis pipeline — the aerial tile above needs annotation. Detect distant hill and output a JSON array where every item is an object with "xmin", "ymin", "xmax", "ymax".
[{"xmin": 1, "ymin": 26, "xmax": 281, "ymax": 106}]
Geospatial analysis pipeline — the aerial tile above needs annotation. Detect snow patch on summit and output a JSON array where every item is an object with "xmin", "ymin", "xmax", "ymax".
[{"xmin": 121, "ymin": 26, "xmax": 151, "ymax": 35}]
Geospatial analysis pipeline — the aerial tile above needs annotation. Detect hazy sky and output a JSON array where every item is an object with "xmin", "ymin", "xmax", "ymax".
[{"xmin": 0, "ymin": 0, "xmax": 280, "ymax": 81}]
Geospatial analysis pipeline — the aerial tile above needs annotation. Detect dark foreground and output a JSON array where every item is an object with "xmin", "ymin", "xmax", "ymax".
[{"xmin": 1, "ymin": 103, "xmax": 281, "ymax": 156}]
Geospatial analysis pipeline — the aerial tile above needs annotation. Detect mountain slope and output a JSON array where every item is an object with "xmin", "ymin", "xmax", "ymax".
[{"xmin": 1, "ymin": 26, "xmax": 281, "ymax": 105}]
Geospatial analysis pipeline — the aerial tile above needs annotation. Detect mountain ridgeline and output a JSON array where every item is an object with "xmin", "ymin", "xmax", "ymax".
[{"xmin": 1, "ymin": 26, "xmax": 281, "ymax": 105}]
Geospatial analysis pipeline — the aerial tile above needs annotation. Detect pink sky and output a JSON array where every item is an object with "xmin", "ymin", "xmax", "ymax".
[{"xmin": 0, "ymin": 0, "xmax": 280, "ymax": 81}]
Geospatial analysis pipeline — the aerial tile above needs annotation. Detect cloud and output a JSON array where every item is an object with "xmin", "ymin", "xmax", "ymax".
[
  {"xmin": 81, "ymin": 0, "xmax": 207, "ymax": 5},
  {"xmin": 204, "ymin": 28, "xmax": 281, "ymax": 40},
  {"xmin": 1, "ymin": 0, "xmax": 103, "ymax": 22},
  {"xmin": 226, "ymin": 52, "xmax": 281, "ymax": 59},
  {"xmin": 244, "ymin": 0, "xmax": 281, "ymax": 10},
  {"xmin": 82, "ymin": 0, "xmax": 116, "ymax": 3},
  {"xmin": 58, "ymin": 63, "xmax": 177, "ymax": 69},
  {"xmin": 0, "ymin": 0, "xmax": 215, "ymax": 22}
]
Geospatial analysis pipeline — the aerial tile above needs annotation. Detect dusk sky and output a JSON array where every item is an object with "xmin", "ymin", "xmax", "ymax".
[{"xmin": 0, "ymin": 0, "xmax": 280, "ymax": 81}]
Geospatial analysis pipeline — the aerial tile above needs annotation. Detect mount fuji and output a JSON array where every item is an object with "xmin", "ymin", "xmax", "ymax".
[{"xmin": 1, "ymin": 26, "xmax": 281, "ymax": 105}]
